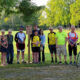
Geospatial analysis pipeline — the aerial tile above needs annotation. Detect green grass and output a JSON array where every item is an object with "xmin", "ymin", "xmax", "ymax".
[{"xmin": 0, "ymin": 29, "xmax": 80, "ymax": 67}]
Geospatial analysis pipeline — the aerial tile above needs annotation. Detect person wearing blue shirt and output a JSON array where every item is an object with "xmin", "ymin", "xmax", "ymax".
[{"xmin": 40, "ymin": 29, "xmax": 46, "ymax": 62}]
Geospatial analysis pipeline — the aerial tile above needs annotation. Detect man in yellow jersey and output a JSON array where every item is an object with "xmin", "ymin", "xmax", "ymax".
[
  {"xmin": 56, "ymin": 26, "xmax": 67, "ymax": 64},
  {"xmin": 48, "ymin": 27, "xmax": 57, "ymax": 63}
]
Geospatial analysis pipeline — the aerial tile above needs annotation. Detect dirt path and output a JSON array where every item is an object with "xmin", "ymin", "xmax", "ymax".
[{"xmin": 0, "ymin": 65, "xmax": 80, "ymax": 80}]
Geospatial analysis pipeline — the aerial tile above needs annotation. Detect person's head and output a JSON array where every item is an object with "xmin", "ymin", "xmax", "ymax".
[
  {"xmin": 49, "ymin": 27, "xmax": 53, "ymax": 33},
  {"xmin": 1, "ymin": 29, "xmax": 5, "ymax": 35},
  {"xmin": 33, "ymin": 25, "xmax": 38, "ymax": 30},
  {"xmin": 34, "ymin": 30, "xmax": 38, "ymax": 36},
  {"xmin": 58, "ymin": 26, "xmax": 63, "ymax": 32},
  {"xmin": 71, "ymin": 25, "xmax": 75, "ymax": 33},
  {"xmin": 8, "ymin": 29, "xmax": 12, "ymax": 35},
  {"xmin": 19, "ymin": 26, "xmax": 24, "ymax": 32},
  {"xmin": 40, "ymin": 29, "xmax": 44, "ymax": 35}
]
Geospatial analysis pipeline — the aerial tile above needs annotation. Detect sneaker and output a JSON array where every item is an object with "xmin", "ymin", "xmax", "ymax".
[
  {"xmin": 17, "ymin": 62, "xmax": 20, "ymax": 64},
  {"xmin": 74, "ymin": 61, "xmax": 76, "ymax": 65},
  {"xmin": 22, "ymin": 61, "xmax": 26, "ymax": 64},
  {"xmin": 65, "ymin": 61, "xmax": 68, "ymax": 64},
  {"xmin": 58, "ymin": 61, "xmax": 62, "ymax": 64},
  {"xmin": 69, "ymin": 61, "xmax": 72, "ymax": 65}
]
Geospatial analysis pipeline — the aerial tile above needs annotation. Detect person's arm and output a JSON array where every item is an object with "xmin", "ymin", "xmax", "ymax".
[{"xmin": 73, "ymin": 33, "xmax": 78, "ymax": 45}]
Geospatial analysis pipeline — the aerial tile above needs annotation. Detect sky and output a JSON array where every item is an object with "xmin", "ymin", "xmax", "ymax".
[{"xmin": 31, "ymin": 0, "xmax": 49, "ymax": 6}]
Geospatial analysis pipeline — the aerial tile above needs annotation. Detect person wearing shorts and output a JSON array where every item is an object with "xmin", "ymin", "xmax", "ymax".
[
  {"xmin": 48, "ymin": 27, "xmax": 57, "ymax": 63},
  {"xmin": 15, "ymin": 26, "xmax": 26, "ymax": 64},
  {"xmin": 68, "ymin": 26, "xmax": 78, "ymax": 64},
  {"xmin": 32, "ymin": 30, "xmax": 41, "ymax": 63},
  {"xmin": 56, "ymin": 26, "xmax": 67, "ymax": 64},
  {"xmin": 1, "ymin": 29, "xmax": 8, "ymax": 66}
]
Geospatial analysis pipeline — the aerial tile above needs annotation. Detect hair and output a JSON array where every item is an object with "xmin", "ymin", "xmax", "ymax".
[
  {"xmin": 40, "ymin": 29, "xmax": 44, "ymax": 35},
  {"xmin": 71, "ymin": 25, "xmax": 75, "ymax": 29},
  {"xmin": 58, "ymin": 26, "xmax": 63, "ymax": 29}
]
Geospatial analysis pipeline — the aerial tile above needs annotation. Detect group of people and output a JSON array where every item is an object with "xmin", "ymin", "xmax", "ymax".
[{"xmin": 0, "ymin": 25, "xmax": 79, "ymax": 66}]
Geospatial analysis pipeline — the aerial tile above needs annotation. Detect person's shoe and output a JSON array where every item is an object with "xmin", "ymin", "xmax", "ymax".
[
  {"xmin": 17, "ymin": 61, "xmax": 20, "ymax": 64},
  {"xmin": 69, "ymin": 61, "xmax": 72, "ymax": 65},
  {"xmin": 74, "ymin": 61, "xmax": 76, "ymax": 65},
  {"xmin": 58, "ymin": 61, "xmax": 62, "ymax": 64},
  {"xmin": 22, "ymin": 61, "xmax": 26, "ymax": 64},
  {"xmin": 65, "ymin": 61, "xmax": 68, "ymax": 64}
]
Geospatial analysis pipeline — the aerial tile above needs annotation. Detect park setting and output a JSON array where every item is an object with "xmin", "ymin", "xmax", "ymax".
[{"xmin": 0, "ymin": 0, "xmax": 80, "ymax": 80}]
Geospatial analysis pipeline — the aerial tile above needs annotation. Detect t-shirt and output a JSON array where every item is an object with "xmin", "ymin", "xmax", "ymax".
[
  {"xmin": 48, "ymin": 32, "xmax": 56, "ymax": 45},
  {"xmin": 17, "ymin": 32, "xmax": 26, "ymax": 43},
  {"xmin": 40, "ymin": 35, "xmax": 45, "ymax": 46},
  {"xmin": 30, "ymin": 30, "xmax": 40, "ymax": 40},
  {"xmin": 32, "ymin": 35, "xmax": 41, "ymax": 47},
  {"xmin": 68, "ymin": 32, "xmax": 78, "ymax": 44},
  {"xmin": 56, "ymin": 31, "xmax": 67, "ymax": 45}
]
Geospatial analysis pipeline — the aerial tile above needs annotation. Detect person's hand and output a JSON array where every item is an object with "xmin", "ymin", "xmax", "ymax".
[
  {"xmin": 41, "ymin": 44, "xmax": 43, "ymax": 47},
  {"xmin": 71, "ymin": 44, "xmax": 74, "ymax": 47},
  {"xmin": 56, "ymin": 45, "xmax": 58, "ymax": 48}
]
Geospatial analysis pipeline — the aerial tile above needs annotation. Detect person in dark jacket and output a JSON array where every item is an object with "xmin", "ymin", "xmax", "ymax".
[{"xmin": 7, "ymin": 29, "xmax": 14, "ymax": 64}]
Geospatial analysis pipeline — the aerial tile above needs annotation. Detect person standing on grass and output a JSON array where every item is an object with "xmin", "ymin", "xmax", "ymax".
[
  {"xmin": 40, "ymin": 29, "xmax": 46, "ymax": 63},
  {"xmin": 56, "ymin": 26, "xmax": 67, "ymax": 64},
  {"xmin": 7, "ymin": 29, "xmax": 14, "ymax": 64},
  {"xmin": 68, "ymin": 26, "xmax": 78, "ymax": 64},
  {"xmin": 15, "ymin": 26, "xmax": 26, "ymax": 64},
  {"xmin": 48, "ymin": 27, "xmax": 57, "ymax": 63},
  {"xmin": 32, "ymin": 30, "xmax": 41, "ymax": 63},
  {"xmin": 1, "ymin": 30, "xmax": 8, "ymax": 66},
  {"xmin": 30, "ymin": 25, "xmax": 41, "ymax": 63}
]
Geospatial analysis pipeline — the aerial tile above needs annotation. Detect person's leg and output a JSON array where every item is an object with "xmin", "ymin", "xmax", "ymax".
[
  {"xmin": 36, "ymin": 52, "xmax": 39, "ymax": 63},
  {"xmin": 7, "ymin": 47, "xmax": 10, "ymax": 64},
  {"xmin": 54, "ymin": 45, "xmax": 57, "ymax": 63},
  {"xmin": 39, "ymin": 50, "xmax": 41, "ymax": 63},
  {"xmin": 3, "ymin": 53, "xmax": 6, "ymax": 65},
  {"xmin": 73, "ymin": 45, "xmax": 77, "ymax": 63},
  {"xmin": 68, "ymin": 45, "xmax": 72, "ymax": 64},
  {"xmin": 10, "ymin": 45, "xmax": 14, "ymax": 64},
  {"xmin": 42, "ymin": 46, "xmax": 45, "ymax": 62},
  {"xmin": 17, "ymin": 50, "xmax": 20, "ymax": 64}
]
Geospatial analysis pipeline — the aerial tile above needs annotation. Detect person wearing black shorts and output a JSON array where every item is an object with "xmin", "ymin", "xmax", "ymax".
[
  {"xmin": 68, "ymin": 26, "xmax": 78, "ymax": 64},
  {"xmin": 48, "ymin": 27, "xmax": 57, "ymax": 63},
  {"xmin": 15, "ymin": 26, "xmax": 26, "ymax": 64},
  {"xmin": 32, "ymin": 30, "xmax": 41, "ymax": 63}
]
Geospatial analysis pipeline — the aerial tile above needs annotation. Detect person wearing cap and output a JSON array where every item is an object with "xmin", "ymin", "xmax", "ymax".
[
  {"xmin": 68, "ymin": 26, "xmax": 78, "ymax": 64},
  {"xmin": 56, "ymin": 26, "xmax": 67, "ymax": 64},
  {"xmin": 48, "ymin": 27, "xmax": 57, "ymax": 63},
  {"xmin": 7, "ymin": 29, "xmax": 14, "ymax": 64},
  {"xmin": 30, "ymin": 25, "xmax": 41, "ymax": 63},
  {"xmin": 1, "ymin": 29, "xmax": 8, "ymax": 66},
  {"xmin": 31, "ymin": 30, "xmax": 41, "ymax": 63},
  {"xmin": 15, "ymin": 26, "xmax": 26, "ymax": 64}
]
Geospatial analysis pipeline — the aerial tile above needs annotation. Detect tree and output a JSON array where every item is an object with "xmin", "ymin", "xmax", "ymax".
[
  {"xmin": 70, "ymin": 0, "xmax": 80, "ymax": 26},
  {"xmin": 39, "ymin": 0, "xmax": 75, "ymax": 27}
]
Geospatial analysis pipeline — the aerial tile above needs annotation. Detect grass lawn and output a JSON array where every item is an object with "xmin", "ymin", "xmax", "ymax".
[{"xmin": 0, "ymin": 29, "xmax": 80, "ymax": 80}]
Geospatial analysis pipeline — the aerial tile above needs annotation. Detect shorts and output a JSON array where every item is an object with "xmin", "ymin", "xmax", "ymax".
[
  {"xmin": 49, "ymin": 45, "xmax": 56, "ymax": 54},
  {"xmin": 57, "ymin": 45, "xmax": 67, "ymax": 56},
  {"xmin": 68, "ymin": 44, "xmax": 77, "ymax": 56},
  {"xmin": 16, "ymin": 43, "xmax": 25, "ymax": 52},
  {"xmin": 32, "ymin": 47, "xmax": 40, "ymax": 52},
  {"xmin": 1, "ymin": 46, "xmax": 7, "ymax": 53}
]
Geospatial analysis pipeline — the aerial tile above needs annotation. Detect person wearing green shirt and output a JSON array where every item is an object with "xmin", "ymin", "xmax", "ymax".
[{"xmin": 56, "ymin": 26, "xmax": 67, "ymax": 64}]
